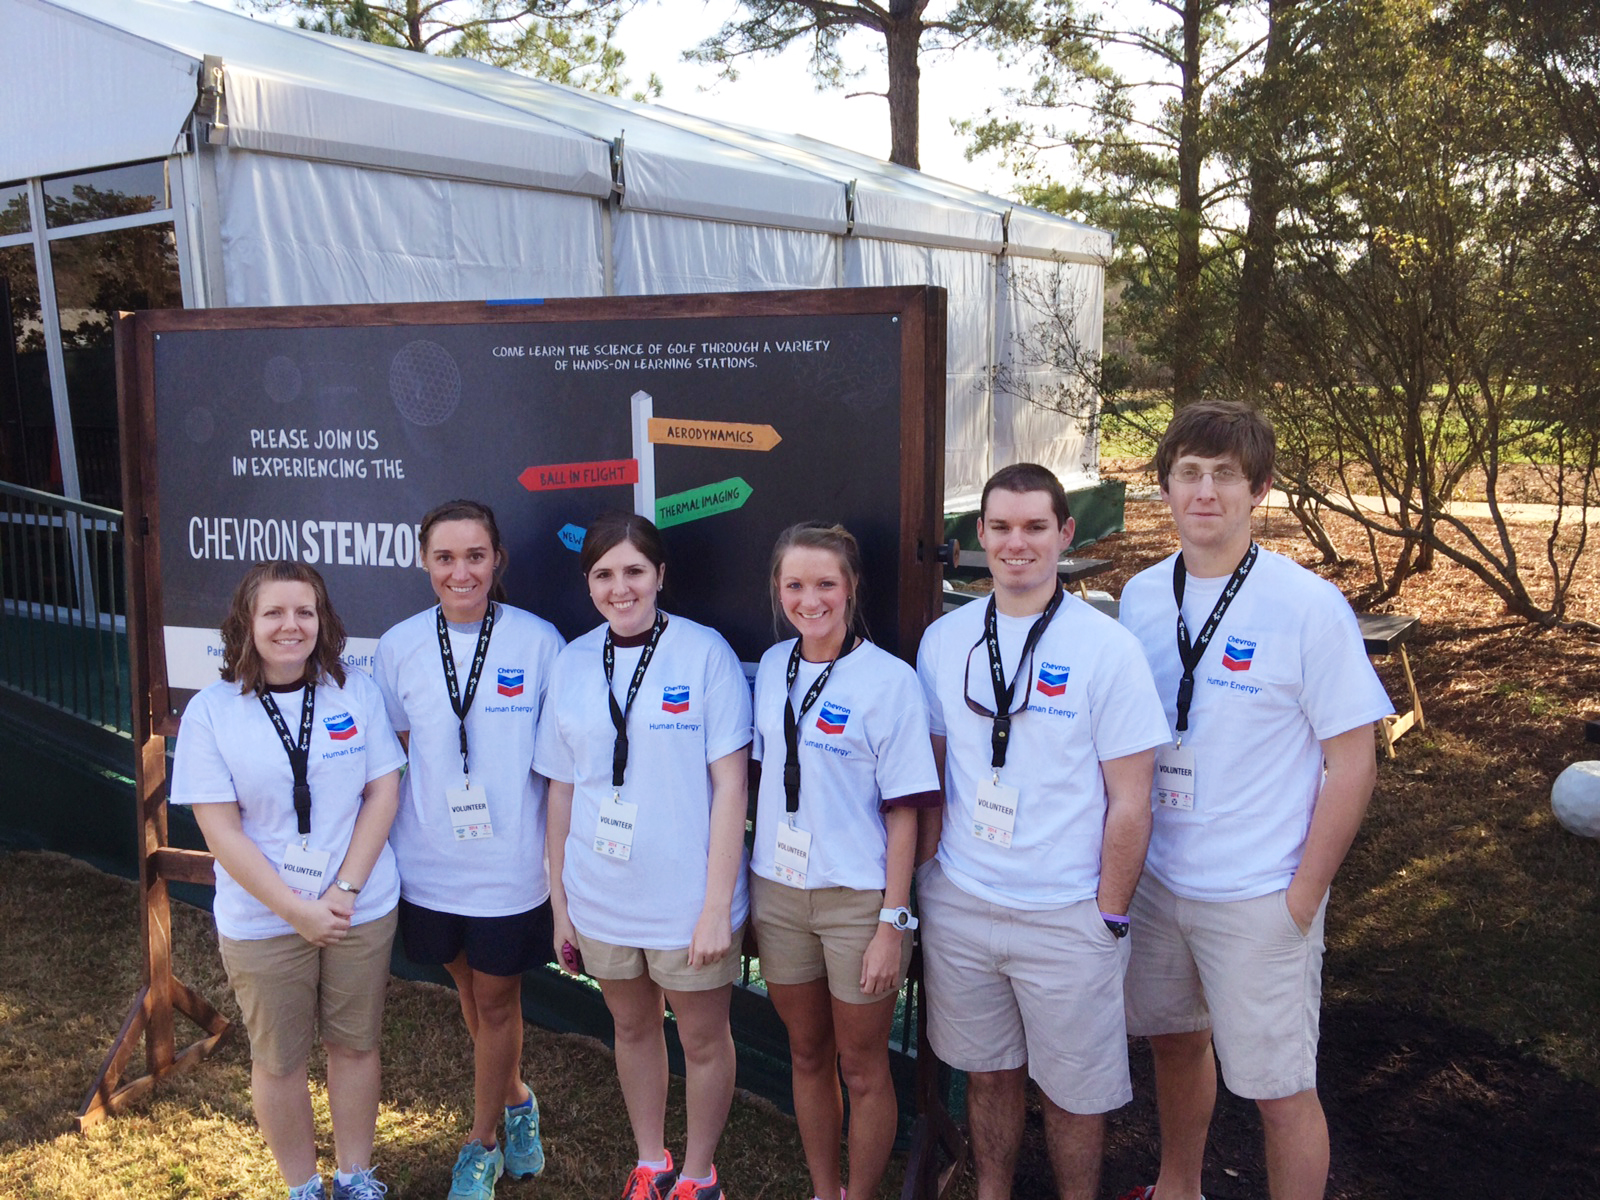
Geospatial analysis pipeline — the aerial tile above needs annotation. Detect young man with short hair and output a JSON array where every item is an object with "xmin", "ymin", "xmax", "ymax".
[
  {"xmin": 1117, "ymin": 401, "xmax": 1391, "ymax": 1200},
  {"xmin": 916, "ymin": 462, "xmax": 1171, "ymax": 1200}
]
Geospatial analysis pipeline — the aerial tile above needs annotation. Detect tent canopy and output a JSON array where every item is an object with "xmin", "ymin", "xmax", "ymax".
[
  {"xmin": 2, "ymin": 0, "xmax": 1114, "ymax": 508},
  {"xmin": 6, "ymin": 0, "xmax": 1112, "ymax": 260}
]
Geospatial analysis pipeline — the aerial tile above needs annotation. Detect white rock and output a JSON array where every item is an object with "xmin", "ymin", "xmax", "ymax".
[{"xmin": 1551, "ymin": 761, "xmax": 1600, "ymax": 838}]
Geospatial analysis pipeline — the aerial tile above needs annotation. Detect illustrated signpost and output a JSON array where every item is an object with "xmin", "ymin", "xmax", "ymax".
[
  {"xmin": 87, "ymin": 288, "xmax": 953, "ymax": 1179},
  {"xmin": 518, "ymin": 390, "xmax": 778, "ymax": 541}
]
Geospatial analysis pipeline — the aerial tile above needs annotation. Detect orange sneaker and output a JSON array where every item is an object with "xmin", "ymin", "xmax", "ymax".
[
  {"xmin": 667, "ymin": 1168, "xmax": 723, "ymax": 1200},
  {"xmin": 622, "ymin": 1153, "xmax": 678, "ymax": 1200}
]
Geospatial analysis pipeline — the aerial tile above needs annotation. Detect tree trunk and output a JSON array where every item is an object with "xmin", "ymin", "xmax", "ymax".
[
  {"xmin": 1172, "ymin": 0, "xmax": 1204, "ymax": 406},
  {"xmin": 885, "ymin": 1, "xmax": 923, "ymax": 169},
  {"xmin": 406, "ymin": 0, "xmax": 423, "ymax": 51},
  {"xmin": 1230, "ymin": 0, "xmax": 1294, "ymax": 396},
  {"xmin": 1285, "ymin": 492, "xmax": 1344, "ymax": 564}
]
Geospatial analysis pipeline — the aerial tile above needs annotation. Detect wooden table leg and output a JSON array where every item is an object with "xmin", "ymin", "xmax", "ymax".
[{"xmin": 1399, "ymin": 645, "xmax": 1424, "ymax": 732}]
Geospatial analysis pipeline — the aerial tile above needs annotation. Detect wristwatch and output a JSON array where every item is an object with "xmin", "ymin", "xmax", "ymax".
[
  {"xmin": 879, "ymin": 906, "xmax": 918, "ymax": 931},
  {"xmin": 334, "ymin": 878, "xmax": 361, "ymax": 895}
]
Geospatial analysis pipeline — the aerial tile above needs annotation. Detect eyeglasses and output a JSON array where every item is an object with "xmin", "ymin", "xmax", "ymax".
[
  {"xmin": 1170, "ymin": 465, "xmax": 1251, "ymax": 488},
  {"xmin": 962, "ymin": 634, "xmax": 1037, "ymax": 720}
]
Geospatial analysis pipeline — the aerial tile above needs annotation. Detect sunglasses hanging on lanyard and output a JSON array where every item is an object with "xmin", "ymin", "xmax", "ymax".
[{"xmin": 964, "ymin": 584, "xmax": 1064, "ymax": 847}]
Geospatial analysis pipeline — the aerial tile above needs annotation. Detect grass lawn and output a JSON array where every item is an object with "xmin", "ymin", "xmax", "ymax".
[{"xmin": 0, "ymin": 849, "xmax": 824, "ymax": 1200}]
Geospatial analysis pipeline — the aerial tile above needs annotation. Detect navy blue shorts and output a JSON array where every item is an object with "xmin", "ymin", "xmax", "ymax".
[{"xmin": 398, "ymin": 898, "xmax": 555, "ymax": 978}]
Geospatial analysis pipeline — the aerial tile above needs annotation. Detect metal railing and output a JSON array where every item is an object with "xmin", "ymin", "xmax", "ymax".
[{"xmin": 0, "ymin": 479, "xmax": 131, "ymax": 736}]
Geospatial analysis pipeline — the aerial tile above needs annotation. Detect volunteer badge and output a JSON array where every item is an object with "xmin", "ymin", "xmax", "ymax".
[
  {"xmin": 662, "ymin": 685, "xmax": 691, "ymax": 714},
  {"xmin": 1221, "ymin": 636, "xmax": 1255, "ymax": 672},
  {"xmin": 323, "ymin": 712, "xmax": 359, "ymax": 740},
  {"xmin": 1037, "ymin": 663, "xmax": 1069, "ymax": 697},
  {"xmin": 815, "ymin": 701, "xmax": 850, "ymax": 735},
  {"xmin": 497, "ymin": 668, "xmax": 525, "ymax": 697}
]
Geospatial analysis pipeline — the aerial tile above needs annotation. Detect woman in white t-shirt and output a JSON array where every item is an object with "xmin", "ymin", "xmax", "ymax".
[
  {"xmin": 749, "ymin": 523, "xmax": 938, "ymax": 1200},
  {"xmin": 534, "ymin": 511, "xmax": 752, "ymax": 1200},
  {"xmin": 373, "ymin": 499, "xmax": 564, "ymax": 1200},
  {"xmin": 170, "ymin": 562, "xmax": 404, "ymax": 1200}
]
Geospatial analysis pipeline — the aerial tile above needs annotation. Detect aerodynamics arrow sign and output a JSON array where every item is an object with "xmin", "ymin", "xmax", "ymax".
[{"xmin": 647, "ymin": 417, "xmax": 782, "ymax": 452}]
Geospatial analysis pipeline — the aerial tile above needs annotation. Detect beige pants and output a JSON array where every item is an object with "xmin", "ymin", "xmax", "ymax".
[
  {"xmin": 749, "ymin": 873, "xmax": 910, "ymax": 1003},
  {"xmin": 219, "ymin": 906, "xmax": 397, "ymax": 1075}
]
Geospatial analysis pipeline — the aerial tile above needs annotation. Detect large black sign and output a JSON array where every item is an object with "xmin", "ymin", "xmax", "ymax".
[{"xmin": 121, "ymin": 289, "xmax": 946, "ymax": 732}]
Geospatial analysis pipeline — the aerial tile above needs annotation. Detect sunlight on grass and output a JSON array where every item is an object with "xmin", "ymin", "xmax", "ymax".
[
  {"xmin": 0, "ymin": 852, "xmax": 819, "ymax": 1200},
  {"xmin": 1332, "ymin": 723, "xmax": 1600, "ymax": 1086}
]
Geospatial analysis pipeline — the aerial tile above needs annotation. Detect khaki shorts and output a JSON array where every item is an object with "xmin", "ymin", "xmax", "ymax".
[
  {"xmin": 574, "ymin": 924, "xmax": 745, "ymax": 993},
  {"xmin": 749, "ymin": 874, "xmax": 911, "ymax": 1005},
  {"xmin": 219, "ymin": 906, "xmax": 397, "ymax": 1076},
  {"xmin": 917, "ymin": 860, "xmax": 1132, "ymax": 1115},
  {"xmin": 1123, "ymin": 873, "xmax": 1326, "ymax": 1100}
]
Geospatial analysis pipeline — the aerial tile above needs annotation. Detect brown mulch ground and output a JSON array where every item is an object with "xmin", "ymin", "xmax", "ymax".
[{"xmin": 1008, "ymin": 467, "xmax": 1600, "ymax": 1198}]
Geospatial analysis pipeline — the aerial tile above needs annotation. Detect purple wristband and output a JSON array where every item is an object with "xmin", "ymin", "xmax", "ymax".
[{"xmin": 1099, "ymin": 911, "xmax": 1129, "ymax": 925}]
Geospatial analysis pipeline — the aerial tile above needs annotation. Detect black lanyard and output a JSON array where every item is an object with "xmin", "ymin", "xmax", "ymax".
[
  {"xmin": 1172, "ymin": 544, "xmax": 1258, "ymax": 738},
  {"xmin": 603, "ymin": 613, "xmax": 666, "ymax": 793},
  {"xmin": 781, "ymin": 635, "xmax": 860, "ymax": 815},
  {"xmin": 977, "ymin": 585, "xmax": 1063, "ymax": 771},
  {"xmin": 260, "ymin": 682, "xmax": 316, "ymax": 839},
  {"xmin": 436, "ymin": 603, "xmax": 496, "ymax": 782}
]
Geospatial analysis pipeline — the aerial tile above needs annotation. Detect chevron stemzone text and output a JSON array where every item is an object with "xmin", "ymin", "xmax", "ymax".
[{"xmin": 187, "ymin": 517, "xmax": 426, "ymax": 568}]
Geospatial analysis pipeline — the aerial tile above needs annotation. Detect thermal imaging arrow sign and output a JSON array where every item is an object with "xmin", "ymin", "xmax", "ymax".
[
  {"xmin": 647, "ymin": 417, "xmax": 782, "ymax": 452},
  {"xmin": 518, "ymin": 458, "xmax": 638, "ymax": 492},
  {"xmin": 655, "ymin": 477, "xmax": 753, "ymax": 529}
]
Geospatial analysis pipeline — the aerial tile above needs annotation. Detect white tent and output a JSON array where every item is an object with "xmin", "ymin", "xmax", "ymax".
[{"xmin": 1, "ymin": 0, "xmax": 1113, "ymax": 512}]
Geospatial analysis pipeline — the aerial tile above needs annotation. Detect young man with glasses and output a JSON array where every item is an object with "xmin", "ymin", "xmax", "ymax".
[
  {"xmin": 1116, "ymin": 402, "xmax": 1391, "ymax": 1200},
  {"xmin": 915, "ymin": 463, "xmax": 1170, "ymax": 1200}
]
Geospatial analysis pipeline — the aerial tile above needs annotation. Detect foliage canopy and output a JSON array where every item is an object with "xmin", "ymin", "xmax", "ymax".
[
  {"xmin": 250, "ymin": 0, "xmax": 658, "ymax": 97},
  {"xmin": 973, "ymin": 0, "xmax": 1600, "ymax": 626}
]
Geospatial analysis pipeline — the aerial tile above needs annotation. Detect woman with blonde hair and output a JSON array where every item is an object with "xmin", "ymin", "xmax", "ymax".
[{"xmin": 749, "ymin": 522, "xmax": 938, "ymax": 1200}]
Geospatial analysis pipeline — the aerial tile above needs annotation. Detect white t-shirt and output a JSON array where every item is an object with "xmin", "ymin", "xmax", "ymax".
[
  {"xmin": 170, "ymin": 670, "xmax": 407, "ymax": 942},
  {"xmin": 1120, "ymin": 548, "xmax": 1393, "ymax": 901},
  {"xmin": 917, "ymin": 592, "xmax": 1171, "ymax": 911},
  {"xmin": 750, "ymin": 638, "xmax": 939, "ymax": 891},
  {"xmin": 374, "ymin": 604, "xmax": 565, "ymax": 916},
  {"xmin": 533, "ymin": 614, "xmax": 753, "ymax": 949}
]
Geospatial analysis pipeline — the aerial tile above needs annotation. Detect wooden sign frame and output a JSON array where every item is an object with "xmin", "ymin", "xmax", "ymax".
[{"xmin": 84, "ymin": 287, "xmax": 963, "ymax": 1198}]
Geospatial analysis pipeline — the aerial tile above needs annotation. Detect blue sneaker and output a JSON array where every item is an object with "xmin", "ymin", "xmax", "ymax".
[
  {"xmin": 332, "ymin": 1165, "xmax": 388, "ymax": 1199},
  {"xmin": 503, "ymin": 1091, "xmax": 545, "ymax": 1179},
  {"xmin": 448, "ymin": 1140, "xmax": 505, "ymax": 1200},
  {"xmin": 288, "ymin": 1177, "xmax": 325, "ymax": 1200}
]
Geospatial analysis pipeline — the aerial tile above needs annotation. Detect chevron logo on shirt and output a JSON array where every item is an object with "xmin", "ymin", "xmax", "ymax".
[
  {"xmin": 322, "ymin": 712, "xmax": 358, "ymax": 740},
  {"xmin": 816, "ymin": 701, "xmax": 850, "ymax": 735},
  {"xmin": 662, "ymin": 685, "xmax": 691, "ymax": 714},
  {"xmin": 497, "ymin": 668, "xmax": 525, "ymax": 696},
  {"xmin": 1037, "ymin": 663, "xmax": 1070, "ymax": 697},
  {"xmin": 1221, "ymin": 636, "xmax": 1256, "ymax": 672}
]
